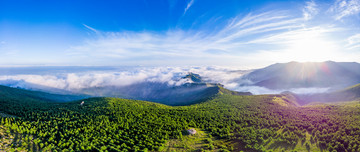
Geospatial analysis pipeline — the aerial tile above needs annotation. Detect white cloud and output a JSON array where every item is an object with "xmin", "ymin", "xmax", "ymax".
[
  {"xmin": 217, "ymin": 15, "xmax": 303, "ymax": 43},
  {"xmin": 237, "ymin": 25, "xmax": 359, "ymax": 63},
  {"xmin": 184, "ymin": 0, "xmax": 195, "ymax": 15},
  {"xmin": 0, "ymin": 66, "xmax": 334, "ymax": 95},
  {"xmin": 289, "ymin": 87, "xmax": 330, "ymax": 94},
  {"xmin": 329, "ymin": 0, "xmax": 360, "ymax": 20},
  {"xmin": 69, "ymin": 4, "xmax": 359, "ymax": 67},
  {"xmin": 70, "ymin": 11, "xmax": 305, "ymax": 66},
  {"xmin": 83, "ymin": 24, "xmax": 100, "ymax": 34},
  {"xmin": 232, "ymin": 85, "xmax": 330, "ymax": 95},
  {"xmin": 346, "ymin": 33, "xmax": 360, "ymax": 49},
  {"xmin": 0, "ymin": 66, "xmax": 250, "ymax": 92},
  {"xmin": 303, "ymin": 0, "xmax": 318, "ymax": 20},
  {"xmin": 234, "ymin": 86, "xmax": 279, "ymax": 95}
]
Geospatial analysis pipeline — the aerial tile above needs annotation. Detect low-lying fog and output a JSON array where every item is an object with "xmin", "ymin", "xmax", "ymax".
[{"xmin": 0, "ymin": 66, "xmax": 330, "ymax": 96}]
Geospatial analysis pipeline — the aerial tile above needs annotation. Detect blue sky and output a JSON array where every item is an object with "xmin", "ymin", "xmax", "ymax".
[{"xmin": 0, "ymin": 0, "xmax": 360, "ymax": 68}]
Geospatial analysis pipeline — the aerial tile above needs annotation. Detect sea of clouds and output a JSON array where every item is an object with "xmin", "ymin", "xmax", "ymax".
[{"xmin": 0, "ymin": 66, "xmax": 330, "ymax": 95}]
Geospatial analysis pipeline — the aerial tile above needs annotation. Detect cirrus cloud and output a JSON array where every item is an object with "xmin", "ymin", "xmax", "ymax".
[
  {"xmin": 329, "ymin": 0, "xmax": 360, "ymax": 20},
  {"xmin": 66, "ymin": 1, "xmax": 359, "ymax": 67}
]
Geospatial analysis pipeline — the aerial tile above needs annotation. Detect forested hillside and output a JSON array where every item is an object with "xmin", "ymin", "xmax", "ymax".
[{"xmin": 1, "ymin": 90, "xmax": 360, "ymax": 151}]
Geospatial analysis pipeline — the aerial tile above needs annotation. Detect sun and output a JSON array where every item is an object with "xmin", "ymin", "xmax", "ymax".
[{"xmin": 284, "ymin": 28, "xmax": 340, "ymax": 62}]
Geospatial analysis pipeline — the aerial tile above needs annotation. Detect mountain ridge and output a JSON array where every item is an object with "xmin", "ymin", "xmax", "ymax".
[
  {"xmin": 242, "ymin": 61, "xmax": 360, "ymax": 91},
  {"xmin": 79, "ymin": 72, "xmax": 252, "ymax": 106}
]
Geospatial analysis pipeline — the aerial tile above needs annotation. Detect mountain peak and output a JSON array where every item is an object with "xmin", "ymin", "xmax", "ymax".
[{"xmin": 183, "ymin": 72, "xmax": 202, "ymax": 83}]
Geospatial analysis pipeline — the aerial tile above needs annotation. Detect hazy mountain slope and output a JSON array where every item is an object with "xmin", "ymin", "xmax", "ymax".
[
  {"xmin": 296, "ymin": 83, "xmax": 360, "ymax": 104},
  {"xmin": 0, "ymin": 79, "xmax": 80, "ymax": 95},
  {"xmin": 341, "ymin": 83, "xmax": 360, "ymax": 99},
  {"xmin": 0, "ymin": 85, "xmax": 86, "ymax": 103},
  {"xmin": 0, "ymin": 85, "xmax": 88, "ymax": 118},
  {"xmin": 243, "ymin": 61, "xmax": 360, "ymax": 90}
]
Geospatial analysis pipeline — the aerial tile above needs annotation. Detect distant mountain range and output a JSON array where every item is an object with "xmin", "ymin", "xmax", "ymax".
[
  {"xmin": 1, "ymin": 61, "xmax": 359, "ymax": 105},
  {"xmin": 242, "ymin": 61, "xmax": 360, "ymax": 91}
]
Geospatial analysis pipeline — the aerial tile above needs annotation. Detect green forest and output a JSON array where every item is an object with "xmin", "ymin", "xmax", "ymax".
[{"xmin": 1, "ymin": 85, "xmax": 360, "ymax": 152}]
